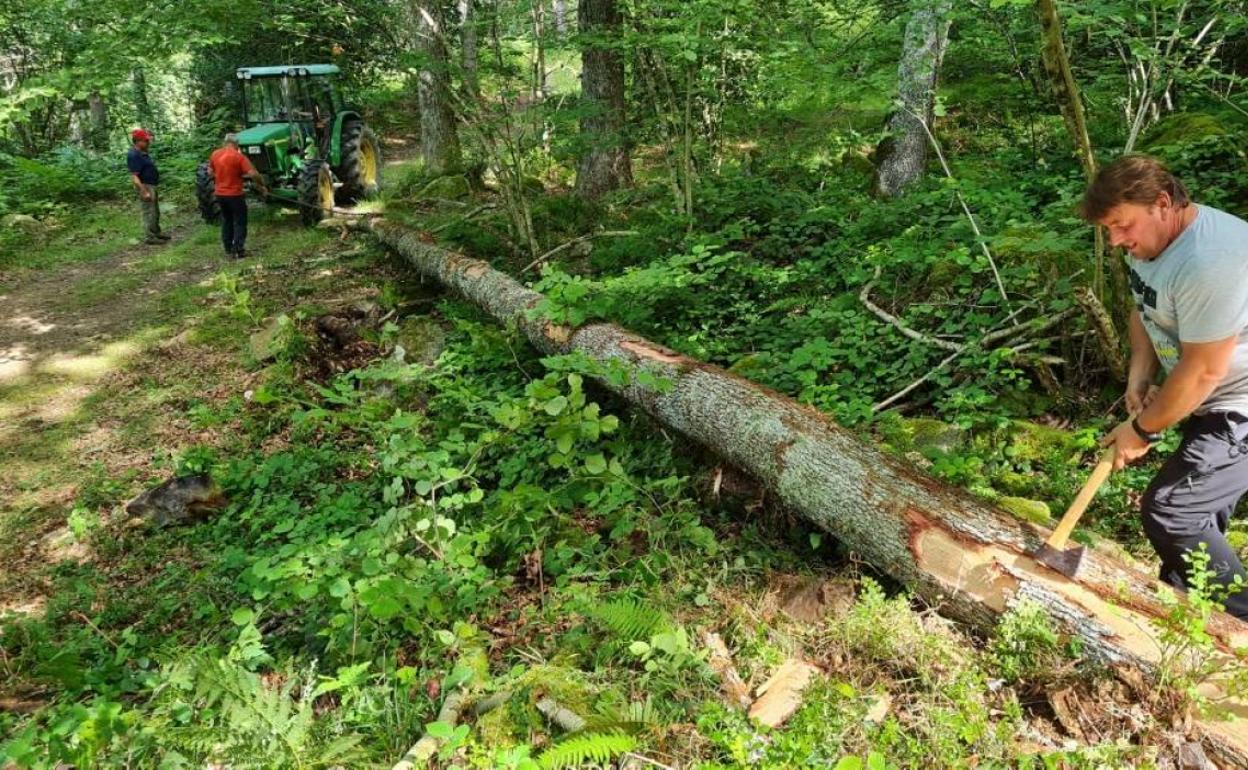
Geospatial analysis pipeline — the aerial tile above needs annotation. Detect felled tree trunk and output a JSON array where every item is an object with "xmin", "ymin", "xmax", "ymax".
[
  {"xmin": 873, "ymin": 0, "xmax": 952, "ymax": 198},
  {"xmin": 415, "ymin": 0, "xmax": 463, "ymax": 175},
  {"xmin": 574, "ymin": 0, "xmax": 632, "ymax": 199},
  {"xmin": 361, "ymin": 217, "xmax": 1248, "ymax": 766}
]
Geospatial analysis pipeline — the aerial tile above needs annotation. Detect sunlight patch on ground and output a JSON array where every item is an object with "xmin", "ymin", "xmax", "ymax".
[
  {"xmin": 41, "ymin": 339, "xmax": 140, "ymax": 379},
  {"xmin": 0, "ymin": 345, "xmax": 31, "ymax": 381},
  {"xmin": 3, "ymin": 314, "xmax": 56, "ymax": 335},
  {"xmin": 0, "ymin": 595, "xmax": 46, "ymax": 619}
]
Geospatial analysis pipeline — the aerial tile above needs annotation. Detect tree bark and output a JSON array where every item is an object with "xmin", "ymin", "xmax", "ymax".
[
  {"xmin": 574, "ymin": 0, "xmax": 632, "ymax": 199},
  {"xmin": 358, "ymin": 215, "xmax": 1248, "ymax": 766},
  {"xmin": 1034, "ymin": 0, "xmax": 1124, "ymax": 342},
  {"xmin": 1035, "ymin": 0, "xmax": 1095, "ymax": 181},
  {"xmin": 415, "ymin": 0, "xmax": 463, "ymax": 175},
  {"xmin": 87, "ymin": 90, "xmax": 109, "ymax": 151},
  {"xmin": 132, "ymin": 67, "xmax": 154, "ymax": 130},
  {"xmin": 553, "ymin": 0, "xmax": 568, "ymax": 37},
  {"xmin": 458, "ymin": 0, "xmax": 480, "ymax": 97},
  {"xmin": 873, "ymin": 0, "xmax": 953, "ymax": 198}
]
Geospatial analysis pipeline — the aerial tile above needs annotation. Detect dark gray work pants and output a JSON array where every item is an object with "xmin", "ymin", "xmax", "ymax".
[{"xmin": 1141, "ymin": 410, "xmax": 1248, "ymax": 619}]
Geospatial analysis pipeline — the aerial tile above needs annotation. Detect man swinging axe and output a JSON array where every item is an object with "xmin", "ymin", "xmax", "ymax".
[{"xmin": 1084, "ymin": 155, "xmax": 1248, "ymax": 621}]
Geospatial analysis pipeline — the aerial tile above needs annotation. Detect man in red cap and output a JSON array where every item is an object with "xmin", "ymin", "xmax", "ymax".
[{"xmin": 127, "ymin": 129, "xmax": 169, "ymax": 244}]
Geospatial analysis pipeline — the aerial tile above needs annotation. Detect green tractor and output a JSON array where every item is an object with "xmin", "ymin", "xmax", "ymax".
[{"xmin": 196, "ymin": 64, "xmax": 381, "ymax": 226}]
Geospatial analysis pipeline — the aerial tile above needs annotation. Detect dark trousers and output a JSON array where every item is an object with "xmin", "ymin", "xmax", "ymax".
[
  {"xmin": 1141, "ymin": 410, "xmax": 1248, "ymax": 619},
  {"xmin": 217, "ymin": 195, "xmax": 248, "ymax": 255}
]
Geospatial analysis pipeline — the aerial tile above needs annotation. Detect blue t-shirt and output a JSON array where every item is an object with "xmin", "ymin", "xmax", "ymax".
[
  {"xmin": 126, "ymin": 147, "xmax": 159, "ymax": 185},
  {"xmin": 1128, "ymin": 204, "xmax": 1248, "ymax": 414}
]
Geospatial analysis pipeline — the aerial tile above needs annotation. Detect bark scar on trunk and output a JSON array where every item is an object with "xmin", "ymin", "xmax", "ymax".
[
  {"xmin": 620, "ymin": 339, "xmax": 685, "ymax": 364},
  {"xmin": 544, "ymin": 323, "xmax": 573, "ymax": 345}
]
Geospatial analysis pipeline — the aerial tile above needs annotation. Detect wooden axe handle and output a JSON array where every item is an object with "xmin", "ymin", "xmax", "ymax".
[{"xmin": 1046, "ymin": 447, "xmax": 1115, "ymax": 549}]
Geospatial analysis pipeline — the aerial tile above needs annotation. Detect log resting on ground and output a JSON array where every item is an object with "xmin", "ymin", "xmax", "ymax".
[{"xmin": 363, "ymin": 217, "xmax": 1248, "ymax": 766}]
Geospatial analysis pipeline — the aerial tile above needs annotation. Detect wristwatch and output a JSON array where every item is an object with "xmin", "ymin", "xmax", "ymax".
[{"xmin": 1131, "ymin": 416, "xmax": 1164, "ymax": 444}]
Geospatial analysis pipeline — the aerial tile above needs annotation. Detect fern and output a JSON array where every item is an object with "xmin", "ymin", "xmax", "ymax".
[
  {"xmin": 152, "ymin": 655, "xmax": 365, "ymax": 769},
  {"xmin": 583, "ymin": 598, "xmax": 669, "ymax": 640},
  {"xmin": 582, "ymin": 698, "xmax": 662, "ymax": 734},
  {"xmin": 538, "ymin": 732, "xmax": 637, "ymax": 770}
]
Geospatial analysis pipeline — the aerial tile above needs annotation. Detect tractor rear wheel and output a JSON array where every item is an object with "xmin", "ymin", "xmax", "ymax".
[
  {"xmin": 298, "ymin": 160, "xmax": 335, "ymax": 226},
  {"xmin": 195, "ymin": 162, "xmax": 220, "ymax": 223},
  {"xmin": 335, "ymin": 120, "xmax": 381, "ymax": 203}
]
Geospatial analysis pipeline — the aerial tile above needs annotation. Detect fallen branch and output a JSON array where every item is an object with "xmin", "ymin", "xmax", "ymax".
[
  {"xmin": 430, "ymin": 203, "xmax": 498, "ymax": 235},
  {"xmin": 522, "ymin": 230, "xmax": 639, "ymax": 273},
  {"xmin": 860, "ymin": 267, "xmax": 961, "ymax": 352},
  {"xmin": 391, "ymin": 681, "xmax": 474, "ymax": 770},
  {"xmin": 1074, "ymin": 286, "xmax": 1127, "ymax": 382},
  {"xmin": 536, "ymin": 696, "xmax": 586, "ymax": 732}
]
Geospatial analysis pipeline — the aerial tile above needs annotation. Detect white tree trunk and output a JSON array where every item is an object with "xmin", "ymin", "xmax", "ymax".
[
  {"xmin": 459, "ymin": 0, "xmax": 479, "ymax": 96},
  {"xmin": 874, "ymin": 0, "xmax": 953, "ymax": 198}
]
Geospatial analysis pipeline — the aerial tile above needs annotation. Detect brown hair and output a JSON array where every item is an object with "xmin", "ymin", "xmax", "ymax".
[{"xmin": 1079, "ymin": 155, "xmax": 1190, "ymax": 221}]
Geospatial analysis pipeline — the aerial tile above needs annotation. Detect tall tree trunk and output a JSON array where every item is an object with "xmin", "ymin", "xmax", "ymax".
[
  {"xmin": 458, "ymin": 0, "xmax": 479, "ymax": 97},
  {"xmin": 415, "ymin": 0, "xmax": 463, "ymax": 175},
  {"xmin": 1035, "ymin": 0, "xmax": 1094, "ymax": 181},
  {"xmin": 131, "ymin": 67, "xmax": 153, "ymax": 130},
  {"xmin": 553, "ymin": 0, "xmax": 568, "ymax": 37},
  {"xmin": 574, "ymin": 0, "xmax": 632, "ymax": 199},
  {"xmin": 87, "ymin": 90, "xmax": 109, "ymax": 151},
  {"xmin": 532, "ymin": 0, "xmax": 548, "ymax": 100},
  {"xmin": 1035, "ymin": 0, "xmax": 1123, "ymax": 354},
  {"xmin": 873, "ymin": 0, "xmax": 953, "ymax": 198},
  {"xmin": 352, "ymin": 215, "xmax": 1248, "ymax": 765}
]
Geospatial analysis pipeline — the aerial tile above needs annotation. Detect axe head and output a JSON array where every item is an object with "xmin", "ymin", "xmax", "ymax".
[{"xmin": 1033, "ymin": 541, "xmax": 1089, "ymax": 578}]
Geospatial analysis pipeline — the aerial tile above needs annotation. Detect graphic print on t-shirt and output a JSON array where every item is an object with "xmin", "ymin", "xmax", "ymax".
[{"xmin": 1129, "ymin": 266, "xmax": 1180, "ymax": 371}]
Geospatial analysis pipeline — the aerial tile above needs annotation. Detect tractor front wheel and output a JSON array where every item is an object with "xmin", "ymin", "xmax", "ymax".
[
  {"xmin": 195, "ymin": 162, "xmax": 220, "ymax": 223},
  {"xmin": 298, "ymin": 161, "xmax": 335, "ymax": 226},
  {"xmin": 335, "ymin": 121, "xmax": 381, "ymax": 203}
]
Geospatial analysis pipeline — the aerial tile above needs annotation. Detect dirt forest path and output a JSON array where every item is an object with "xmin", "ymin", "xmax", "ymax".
[
  {"xmin": 0, "ymin": 142, "xmax": 417, "ymax": 611},
  {"xmin": 0, "ymin": 221, "xmax": 205, "ymax": 383},
  {"xmin": 0, "ymin": 210, "xmax": 232, "ymax": 599}
]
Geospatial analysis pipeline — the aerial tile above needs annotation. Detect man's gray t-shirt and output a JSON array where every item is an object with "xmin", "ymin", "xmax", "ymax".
[{"xmin": 1128, "ymin": 203, "xmax": 1248, "ymax": 414}]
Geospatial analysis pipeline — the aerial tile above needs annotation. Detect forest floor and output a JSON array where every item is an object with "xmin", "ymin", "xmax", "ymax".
[{"xmin": 0, "ymin": 161, "xmax": 1235, "ymax": 769}]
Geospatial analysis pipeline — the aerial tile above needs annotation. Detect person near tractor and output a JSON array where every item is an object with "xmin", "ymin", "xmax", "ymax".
[
  {"xmin": 207, "ymin": 133, "xmax": 269, "ymax": 259},
  {"xmin": 1083, "ymin": 154, "xmax": 1248, "ymax": 620},
  {"xmin": 127, "ymin": 129, "xmax": 169, "ymax": 244}
]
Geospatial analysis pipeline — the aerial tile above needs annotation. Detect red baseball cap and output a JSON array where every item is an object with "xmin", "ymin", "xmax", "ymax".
[{"xmin": 131, "ymin": 128, "xmax": 153, "ymax": 142}]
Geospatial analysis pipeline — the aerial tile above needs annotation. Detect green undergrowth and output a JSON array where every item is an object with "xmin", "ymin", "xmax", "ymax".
[{"xmin": 0, "ymin": 226, "xmax": 1221, "ymax": 767}]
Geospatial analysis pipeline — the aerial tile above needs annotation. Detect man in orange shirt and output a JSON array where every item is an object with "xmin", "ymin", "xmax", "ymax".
[{"xmin": 207, "ymin": 134, "xmax": 269, "ymax": 259}]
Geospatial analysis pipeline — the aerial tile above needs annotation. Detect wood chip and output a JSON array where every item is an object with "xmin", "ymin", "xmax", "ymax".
[
  {"xmin": 1046, "ymin": 687, "xmax": 1088, "ymax": 742},
  {"xmin": 703, "ymin": 631, "xmax": 752, "ymax": 710},
  {"xmin": 864, "ymin": 693, "xmax": 891, "ymax": 724},
  {"xmin": 1177, "ymin": 741, "xmax": 1216, "ymax": 770},
  {"xmin": 749, "ymin": 658, "xmax": 821, "ymax": 728}
]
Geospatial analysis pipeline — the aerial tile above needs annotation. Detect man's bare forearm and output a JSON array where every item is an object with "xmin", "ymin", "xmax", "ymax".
[
  {"xmin": 1128, "ymin": 309, "xmax": 1160, "ymax": 385},
  {"xmin": 1137, "ymin": 345, "xmax": 1232, "ymax": 433}
]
